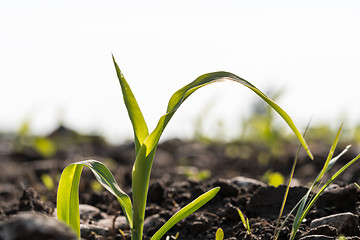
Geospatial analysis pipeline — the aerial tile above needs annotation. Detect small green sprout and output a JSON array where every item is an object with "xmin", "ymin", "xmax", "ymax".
[
  {"xmin": 165, "ymin": 232, "xmax": 179, "ymax": 240},
  {"xmin": 215, "ymin": 228, "xmax": 224, "ymax": 240},
  {"xmin": 56, "ymin": 55, "xmax": 313, "ymax": 240},
  {"xmin": 237, "ymin": 208, "xmax": 252, "ymax": 238}
]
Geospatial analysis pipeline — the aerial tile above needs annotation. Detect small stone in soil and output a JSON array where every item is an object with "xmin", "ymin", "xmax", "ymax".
[
  {"xmin": 96, "ymin": 216, "xmax": 129, "ymax": 230},
  {"xmin": 301, "ymin": 225, "xmax": 338, "ymax": 237},
  {"xmin": 310, "ymin": 212, "xmax": 359, "ymax": 236},
  {"xmin": 0, "ymin": 211, "xmax": 78, "ymax": 240},
  {"xmin": 299, "ymin": 235, "xmax": 336, "ymax": 240},
  {"xmin": 81, "ymin": 223, "xmax": 108, "ymax": 239}
]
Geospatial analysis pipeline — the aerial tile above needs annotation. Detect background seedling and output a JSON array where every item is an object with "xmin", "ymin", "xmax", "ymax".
[
  {"xmin": 237, "ymin": 208, "xmax": 252, "ymax": 238},
  {"xmin": 273, "ymin": 125, "xmax": 360, "ymax": 240},
  {"xmin": 56, "ymin": 55, "xmax": 313, "ymax": 240},
  {"xmin": 15, "ymin": 120, "xmax": 57, "ymax": 158},
  {"xmin": 215, "ymin": 228, "xmax": 224, "ymax": 240}
]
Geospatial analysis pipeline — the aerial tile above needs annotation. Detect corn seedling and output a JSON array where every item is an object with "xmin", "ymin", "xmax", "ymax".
[
  {"xmin": 56, "ymin": 55, "xmax": 313, "ymax": 240},
  {"xmin": 215, "ymin": 228, "xmax": 224, "ymax": 240}
]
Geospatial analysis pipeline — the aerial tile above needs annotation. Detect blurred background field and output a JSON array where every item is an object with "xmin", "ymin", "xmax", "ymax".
[{"xmin": 1, "ymin": 0, "xmax": 360, "ymax": 144}]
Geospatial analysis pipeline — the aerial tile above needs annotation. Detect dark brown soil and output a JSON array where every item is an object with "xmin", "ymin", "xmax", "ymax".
[{"xmin": 1, "ymin": 125, "xmax": 360, "ymax": 240}]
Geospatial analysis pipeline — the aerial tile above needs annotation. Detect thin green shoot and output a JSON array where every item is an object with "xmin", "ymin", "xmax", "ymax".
[{"xmin": 237, "ymin": 208, "xmax": 252, "ymax": 237}]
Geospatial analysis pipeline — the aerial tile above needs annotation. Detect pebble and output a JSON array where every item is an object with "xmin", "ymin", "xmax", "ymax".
[
  {"xmin": 80, "ymin": 223, "xmax": 108, "ymax": 238},
  {"xmin": 79, "ymin": 204, "xmax": 103, "ymax": 221},
  {"xmin": 299, "ymin": 235, "xmax": 335, "ymax": 240},
  {"xmin": 96, "ymin": 216, "xmax": 129, "ymax": 230},
  {"xmin": 301, "ymin": 225, "xmax": 337, "ymax": 237},
  {"xmin": 230, "ymin": 176, "xmax": 266, "ymax": 188},
  {"xmin": 310, "ymin": 212, "xmax": 359, "ymax": 236},
  {"xmin": 0, "ymin": 211, "xmax": 78, "ymax": 240}
]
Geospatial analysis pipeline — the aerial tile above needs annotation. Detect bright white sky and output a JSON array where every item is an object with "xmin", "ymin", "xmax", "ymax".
[{"xmin": 1, "ymin": 1, "xmax": 360, "ymax": 143}]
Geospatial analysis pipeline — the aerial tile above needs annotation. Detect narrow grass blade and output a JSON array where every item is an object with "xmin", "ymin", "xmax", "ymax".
[
  {"xmin": 57, "ymin": 160, "xmax": 133, "ymax": 238},
  {"xmin": 150, "ymin": 187, "xmax": 220, "ymax": 240},
  {"xmin": 237, "ymin": 208, "xmax": 248, "ymax": 230},
  {"xmin": 324, "ymin": 145, "xmax": 351, "ymax": 174},
  {"xmin": 113, "ymin": 56, "xmax": 149, "ymax": 154},
  {"xmin": 316, "ymin": 124, "xmax": 343, "ymax": 181}
]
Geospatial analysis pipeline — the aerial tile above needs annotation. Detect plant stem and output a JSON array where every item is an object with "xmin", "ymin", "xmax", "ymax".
[{"xmin": 131, "ymin": 228, "xmax": 142, "ymax": 240}]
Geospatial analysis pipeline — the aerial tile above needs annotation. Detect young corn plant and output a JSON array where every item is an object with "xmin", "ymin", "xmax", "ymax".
[{"xmin": 56, "ymin": 55, "xmax": 313, "ymax": 240}]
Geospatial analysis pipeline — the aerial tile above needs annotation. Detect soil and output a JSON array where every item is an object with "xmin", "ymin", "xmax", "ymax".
[{"xmin": 1, "ymin": 125, "xmax": 360, "ymax": 240}]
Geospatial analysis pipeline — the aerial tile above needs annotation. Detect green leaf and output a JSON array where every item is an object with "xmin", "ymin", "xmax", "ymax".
[
  {"xmin": 57, "ymin": 160, "xmax": 133, "ymax": 238},
  {"xmin": 151, "ymin": 187, "xmax": 220, "ymax": 240},
  {"xmin": 113, "ymin": 56, "xmax": 149, "ymax": 154},
  {"xmin": 56, "ymin": 164, "xmax": 83, "ymax": 238},
  {"xmin": 145, "ymin": 71, "xmax": 313, "ymax": 159}
]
